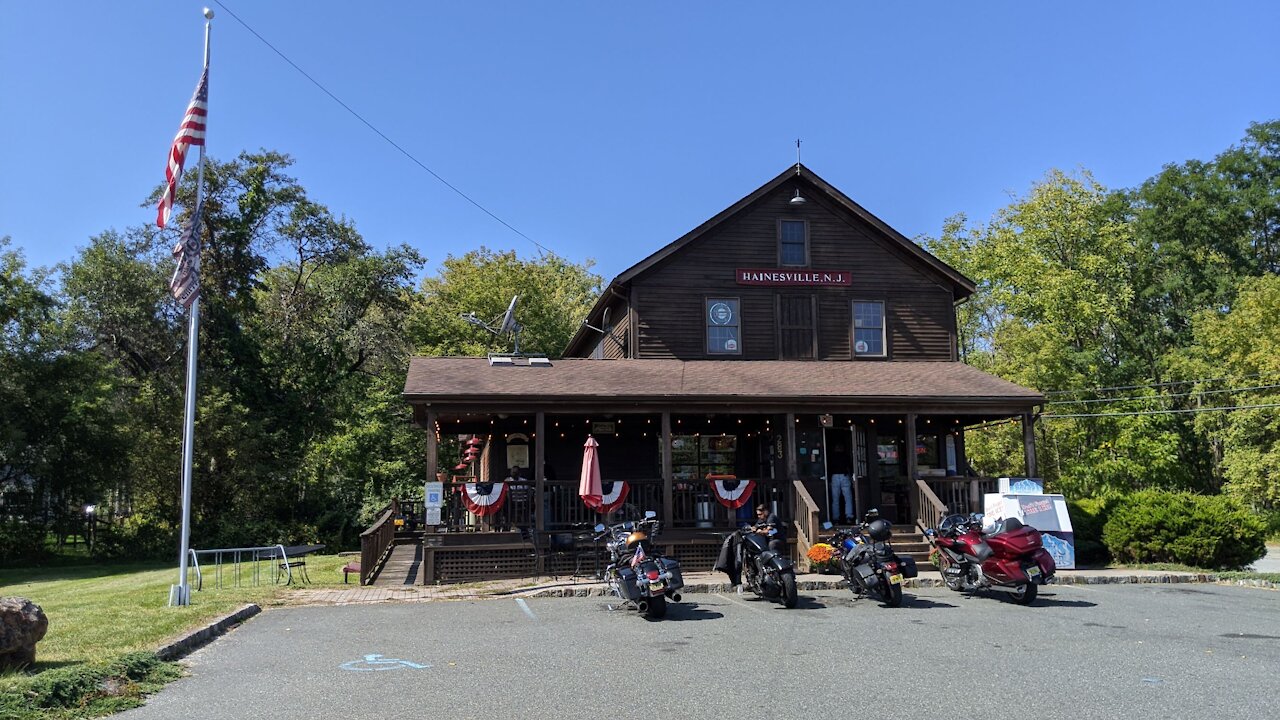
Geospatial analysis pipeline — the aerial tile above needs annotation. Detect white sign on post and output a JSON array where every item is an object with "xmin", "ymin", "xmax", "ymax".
[
  {"xmin": 424, "ymin": 507, "xmax": 441, "ymax": 525},
  {"xmin": 425, "ymin": 482, "xmax": 444, "ymax": 509}
]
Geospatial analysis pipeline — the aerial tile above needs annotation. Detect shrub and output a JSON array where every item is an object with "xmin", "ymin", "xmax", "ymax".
[
  {"xmin": 1066, "ymin": 496, "xmax": 1113, "ymax": 566},
  {"xmin": 1102, "ymin": 490, "xmax": 1267, "ymax": 569},
  {"xmin": 0, "ymin": 519, "xmax": 47, "ymax": 564}
]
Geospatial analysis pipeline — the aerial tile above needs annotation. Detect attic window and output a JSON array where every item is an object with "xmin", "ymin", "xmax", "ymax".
[
  {"xmin": 779, "ymin": 219, "xmax": 808, "ymax": 266},
  {"xmin": 853, "ymin": 301, "xmax": 886, "ymax": 357}
]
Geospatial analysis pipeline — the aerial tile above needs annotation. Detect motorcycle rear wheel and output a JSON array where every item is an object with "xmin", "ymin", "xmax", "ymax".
[
  {"xmin": 878, "ymin": 579, "xmax": 904, "ymax": 607},
  {"xmin": 781, "ymin": 573, "xmax": 798, "ymax": 608},
  {"xmin": 645, "ymin": 594, "xmax": 668, "ymax": 619},
  {"xmin": 1009, "ymin": 582, "xmax": 1037, "ymax": 605}
]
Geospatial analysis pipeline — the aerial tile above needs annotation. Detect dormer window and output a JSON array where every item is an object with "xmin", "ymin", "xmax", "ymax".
[{"xmin": 778, "ymin": 219, "xmax": 808, "ymax": 266}]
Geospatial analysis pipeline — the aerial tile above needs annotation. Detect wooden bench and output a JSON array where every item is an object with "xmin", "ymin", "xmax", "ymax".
[{"xmin": 342, "ymin": 561, "xmax": 362, "ymax": 584}]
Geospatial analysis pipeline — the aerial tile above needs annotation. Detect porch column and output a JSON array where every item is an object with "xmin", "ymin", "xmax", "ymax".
[
  {"xmin": 1023, "ymin": 412, "xmax": 1038, "ymax": 477},
  {"xmin": 784, "ymin": 413, "xmax": 798, "ymax": 481},
  {"xmin": 425, "ymin": 409, "xmax": 437, "ymax": 483},
  {"xmin": 661, "ymin": 411, "xmax": 673, "ymax": 527},
  {"xmin": 535, "ymin": 411, "xmax": 545, "ymax": 534},
  {"xmin": 905, "ymin": 413, "xmax": 918, "ymax": 483}
]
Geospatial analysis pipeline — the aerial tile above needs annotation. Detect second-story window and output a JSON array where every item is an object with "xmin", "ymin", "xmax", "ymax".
[
  {"xmin": 706, "ymin": 298, "xmax": 741, "ymax": 355},
  {"xmin": 779, "ymin": 219, "xmax": 808, "ymax": 266},
  {"xmin": 853, "ymin": 301, "xmax": 886, "ymax": 357}
]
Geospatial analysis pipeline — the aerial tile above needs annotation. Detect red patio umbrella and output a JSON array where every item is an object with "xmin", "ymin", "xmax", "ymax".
[{"xmin": 579, "ymin": 436, "xmax": 603, "ymax": 511}]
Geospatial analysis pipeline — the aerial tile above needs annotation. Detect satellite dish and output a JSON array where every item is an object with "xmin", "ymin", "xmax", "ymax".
[
  {"xmin": 498, "ymin": 295, "xmax": 520, "ymax": 335},
  {"xmin": 460, "ymin": 294, "xmax": 523, "ymax": 355},
  {"xmin": 580, "ymin": 304, "xmax": 626, "ymax": 354}
]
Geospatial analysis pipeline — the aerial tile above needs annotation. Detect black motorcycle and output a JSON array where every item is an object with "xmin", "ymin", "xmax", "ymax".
[
  {"xmin": 824, "ymin": 509, "xmax": 916, "ymax": 607},
  {"xmin": 729, "ymin": 524, "xmax": 799, "ymax": 608},
  {"xmin": 595, "ymin": 511, "xmax": 685, "ymax": 619}
]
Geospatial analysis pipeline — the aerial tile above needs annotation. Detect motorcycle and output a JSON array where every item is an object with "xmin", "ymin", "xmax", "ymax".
[
  {"xmin": 725, "ymin": 524, "xmax": 798, "ymax": 608},
  {"xmin": 920, "ymin": 512, "xmax": 1056, "ymax": 605},
  {"xmin": 594, "ymin": 511, "xmax": 685, "ymax": 619},
  {"xmin": 824, "ymin": 509, "xmax": 916, "ymax": 607}
]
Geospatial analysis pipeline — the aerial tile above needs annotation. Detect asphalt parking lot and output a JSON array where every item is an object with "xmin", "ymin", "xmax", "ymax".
[{"xmin": 122, "ymin": 583, "xmax": 1279, "ymax": 720}]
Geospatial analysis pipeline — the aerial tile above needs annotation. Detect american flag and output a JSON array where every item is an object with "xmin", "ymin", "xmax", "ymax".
[
  {"xmin": 156, "ymin": 69, "xmax": 208, "ymax": 229},
  {"xmin": 631, "ymin": 543, "xmax": 646, "ymax": 567}
]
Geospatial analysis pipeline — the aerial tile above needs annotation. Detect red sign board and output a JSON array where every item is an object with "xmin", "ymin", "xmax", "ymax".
[{"xmin": 736, "ymin": 268, "xmax": 852, "ymax": 286}]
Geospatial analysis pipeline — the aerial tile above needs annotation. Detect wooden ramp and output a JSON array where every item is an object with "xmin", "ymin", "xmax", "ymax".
[{"xmin": 371, "ymin": 542, "xmax": 422, "ymax": 586}]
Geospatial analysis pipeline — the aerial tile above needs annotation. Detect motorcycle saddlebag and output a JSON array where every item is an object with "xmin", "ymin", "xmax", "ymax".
[
  {"xmin": 854, "ymin": 562, "xmax": 879, "ymax": 588},
  {"xmin": 615, "ymin": 567, "xmax": 643, "ymax": 602},
  {"xmin": 897, "ymin": 556, "xmax": 919, "ymax": 579},
  {"xmin": 658, "ymin": 556, "xmax": 685, "ymax": 591}
]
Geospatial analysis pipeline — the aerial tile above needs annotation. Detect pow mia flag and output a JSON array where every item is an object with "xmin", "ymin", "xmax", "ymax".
[{"xmin": 169, "ymin": 204, "xmax": 201, "ymax": 309}]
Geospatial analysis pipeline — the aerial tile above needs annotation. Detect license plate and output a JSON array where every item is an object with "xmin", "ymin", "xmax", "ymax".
[
  {"xmin": 889, "ymin": 574, "xmax": 903, "ymax": 585},
  {"xmin": 649, "ymin": 581, "xmax": 665, "ymax": 593},
  {"xmin": 1027, "ymin": 566, "xmax": 1041, "ymax": 579}
]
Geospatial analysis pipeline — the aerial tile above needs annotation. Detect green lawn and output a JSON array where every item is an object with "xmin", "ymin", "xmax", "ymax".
[{"xmin": 0, "ymin": 555, "xmax": 349, "ymax": 717}]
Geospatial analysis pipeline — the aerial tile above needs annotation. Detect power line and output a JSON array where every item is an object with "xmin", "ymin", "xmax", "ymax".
[
  {"xmin": 1044, "ymin": 402, "xmax": 1280, "ymax": 419},
  {"xmin": 1045, "ymin": 382, "xmax": 1280, "ymax": 406},
  {"xmin": 210, "ymin": 1, "xmax": 557, "ymax": 259},
  {"xmin": 1042, "ymin": 373, "xmax": 1265, "ymax": 397}
]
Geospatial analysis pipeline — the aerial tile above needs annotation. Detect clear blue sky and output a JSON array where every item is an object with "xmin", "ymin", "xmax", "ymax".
[{"xmin": 2, "ymin": 1, "xmax": 1278, "ymax": 284}]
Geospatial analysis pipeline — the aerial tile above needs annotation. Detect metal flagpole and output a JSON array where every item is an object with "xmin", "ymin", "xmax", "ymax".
[{"xmin": 169, "ymin": 8, "xmax": 213, "ymax": 608}]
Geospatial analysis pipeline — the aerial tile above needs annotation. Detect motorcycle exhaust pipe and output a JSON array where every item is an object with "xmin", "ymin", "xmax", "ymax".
[
  {"xmin": 670, "ymin": 592, "xmax": 682, "ymax": 603},
  {"xmin": 636, "ymin": 600, "xmax": 649, "ymax": 613}
]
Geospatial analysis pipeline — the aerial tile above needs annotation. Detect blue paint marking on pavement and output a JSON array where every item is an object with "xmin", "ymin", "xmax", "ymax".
[
  {"xmin": 515, "ymin": 598, "xmax": 538, "ymax": 621},
  {"xmin": 340, "ymin": 654, "xmax": 431, "ymax": 672}
]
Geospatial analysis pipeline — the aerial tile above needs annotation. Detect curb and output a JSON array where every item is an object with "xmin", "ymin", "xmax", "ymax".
[
  {"xmin": 155, "ymin": 603, "xmax": 261, "ymax": 661},
  {"xmin": 520, "ymin": 572, "xmax": 1275, "ymax": 599}
]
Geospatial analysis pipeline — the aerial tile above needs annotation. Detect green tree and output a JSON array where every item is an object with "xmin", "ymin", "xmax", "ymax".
[
  {"xmin": 1173, "ymin": 275, "xmax": 1280, "ymax": 508},
  {"xmin": 408, "ymin": 248, "xmax": 601, "ymax": 357}
]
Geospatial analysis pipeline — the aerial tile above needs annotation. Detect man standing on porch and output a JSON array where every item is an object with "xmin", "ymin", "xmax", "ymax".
[{"xmin": 829, "ymin": 444, "xmax": 854, "ymax": 525}]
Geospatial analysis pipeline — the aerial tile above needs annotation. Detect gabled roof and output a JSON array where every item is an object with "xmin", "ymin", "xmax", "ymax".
[{"xmin": 564, "ymin": 163, "xmax": 976, "ymax": 356}]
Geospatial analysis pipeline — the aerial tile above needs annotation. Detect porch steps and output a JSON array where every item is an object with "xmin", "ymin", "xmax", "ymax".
[{"xmin": 369, "ymin": 540, "xmax": 424, "ymax": 586}]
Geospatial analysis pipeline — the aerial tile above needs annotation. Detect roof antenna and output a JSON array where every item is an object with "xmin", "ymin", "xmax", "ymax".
[
  {"xmin": 461, "ymin": 295, "xmax": 524, "ymax": 359},
  {"xmin": 795, "ymin": 138, "xmax": 802, "ymax": 173}
]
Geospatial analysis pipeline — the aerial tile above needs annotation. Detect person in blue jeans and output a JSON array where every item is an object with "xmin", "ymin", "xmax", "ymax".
[{"xmin": 828, "ymin": 443, "xmax": 854, "ymax": 525}]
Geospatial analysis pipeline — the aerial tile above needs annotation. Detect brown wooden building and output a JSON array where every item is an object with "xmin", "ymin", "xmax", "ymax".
[{"xmin": 386, "ymin": 164, "xmax": 1043, "ymax": 585}]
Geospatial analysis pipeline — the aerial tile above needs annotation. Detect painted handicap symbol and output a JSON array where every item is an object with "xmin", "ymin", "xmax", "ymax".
[{"xmin": 341, "ymin": 653, "xmax": 431, "ymax": 672}]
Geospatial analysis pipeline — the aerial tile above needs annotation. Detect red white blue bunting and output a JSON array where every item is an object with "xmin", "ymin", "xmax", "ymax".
[
  {"xmin": 709, "ymin": 478, "xmax": 756, "ymax": 509},
  {"xmin": 460, "ymin": 482, "xmax": 507, "ymax": 516},
  {"xmin": 598, "ymin": 480, "xmax": 629, "ymax": 514}
]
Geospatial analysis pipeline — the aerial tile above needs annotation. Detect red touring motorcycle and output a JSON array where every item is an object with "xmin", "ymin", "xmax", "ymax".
[{"xmin": 921, "ymin": 513, "xmax": 1056, "ymax": 605}]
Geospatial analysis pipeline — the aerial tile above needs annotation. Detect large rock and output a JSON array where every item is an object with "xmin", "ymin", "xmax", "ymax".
[{"xmin": 0, "ymin": 597, "xmax": 49, "ymax": 670}]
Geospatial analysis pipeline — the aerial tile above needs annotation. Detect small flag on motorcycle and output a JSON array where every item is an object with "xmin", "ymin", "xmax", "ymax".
[{"xmin": 631, "ymin": 543, "xmax": 646, "ymax": 567}]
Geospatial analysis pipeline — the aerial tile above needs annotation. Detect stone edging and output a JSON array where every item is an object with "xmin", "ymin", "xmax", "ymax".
[
  {"xmin": 522, "ymin": 572, "xmax": 1276, "ymax": 598},
  {"xmin": 155, "ymin": 603, "xmax": 261, "ymax": 661}
]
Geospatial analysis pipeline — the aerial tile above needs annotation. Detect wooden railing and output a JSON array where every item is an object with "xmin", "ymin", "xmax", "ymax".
[
  {"xmin": 431, "ymin": 477, "xmax": 788, "ymax": 532},
  {"xmin": 915, "ymin": 477, "xmax": 998, "ymax": 528},
  {"xmin": 791, "ymin": 479, "xmax": 821, "ymax": 571},
  {"xmin": 359, "ymin": 499, "xmax": 399, "ymax": 585},
  {"xmin": 913, "ymin": 479, "xmax": 949, "ymax": 532}
]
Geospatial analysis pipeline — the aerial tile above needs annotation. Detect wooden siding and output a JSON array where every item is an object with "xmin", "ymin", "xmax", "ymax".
[{"xmin": 633, "ymin": 184, "xmax": 956, "ymax": 360}]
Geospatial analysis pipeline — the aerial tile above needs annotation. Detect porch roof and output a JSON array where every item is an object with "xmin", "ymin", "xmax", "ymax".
[{"xmin": 404, "ymin": 358, "xmax": 1043, "ymax": 413}]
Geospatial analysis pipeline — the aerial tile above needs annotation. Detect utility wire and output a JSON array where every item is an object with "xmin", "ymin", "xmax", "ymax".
[
  {"xmin": 1042, "ymin": 372, "xmax": 1265, "ymax": 397},
  {"xmin": 1044, "ymin": 402, "xmax": 1280, "ymax": 419},
  {"xmin": 211, "ymin": 1, "xmax": 557, "ymax": 259},
  {"xmin": 1045, "ymin": 382, "xmax": 1280, "ymax": 406}
]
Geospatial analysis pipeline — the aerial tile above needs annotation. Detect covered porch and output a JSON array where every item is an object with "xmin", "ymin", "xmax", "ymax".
[{"xmin": 371, "ymin": 357, "xmax": 1043, "ymax": 585}]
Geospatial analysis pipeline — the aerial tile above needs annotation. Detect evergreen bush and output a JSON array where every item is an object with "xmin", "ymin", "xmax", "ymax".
[{"xmin": 1102, "ymin": 490, "xmax": 1266, "ymax": 569}]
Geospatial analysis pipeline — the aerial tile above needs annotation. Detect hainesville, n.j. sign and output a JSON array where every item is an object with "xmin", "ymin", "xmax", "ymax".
[{"xmin": 735, "ymin": 268, "xmax": 852, "ymax": 286}]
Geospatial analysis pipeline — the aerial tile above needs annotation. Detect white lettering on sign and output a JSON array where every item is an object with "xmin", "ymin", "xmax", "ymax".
[{"xmin": 735, "ymin": 268, "xmax": 852, "ymax": 286}]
